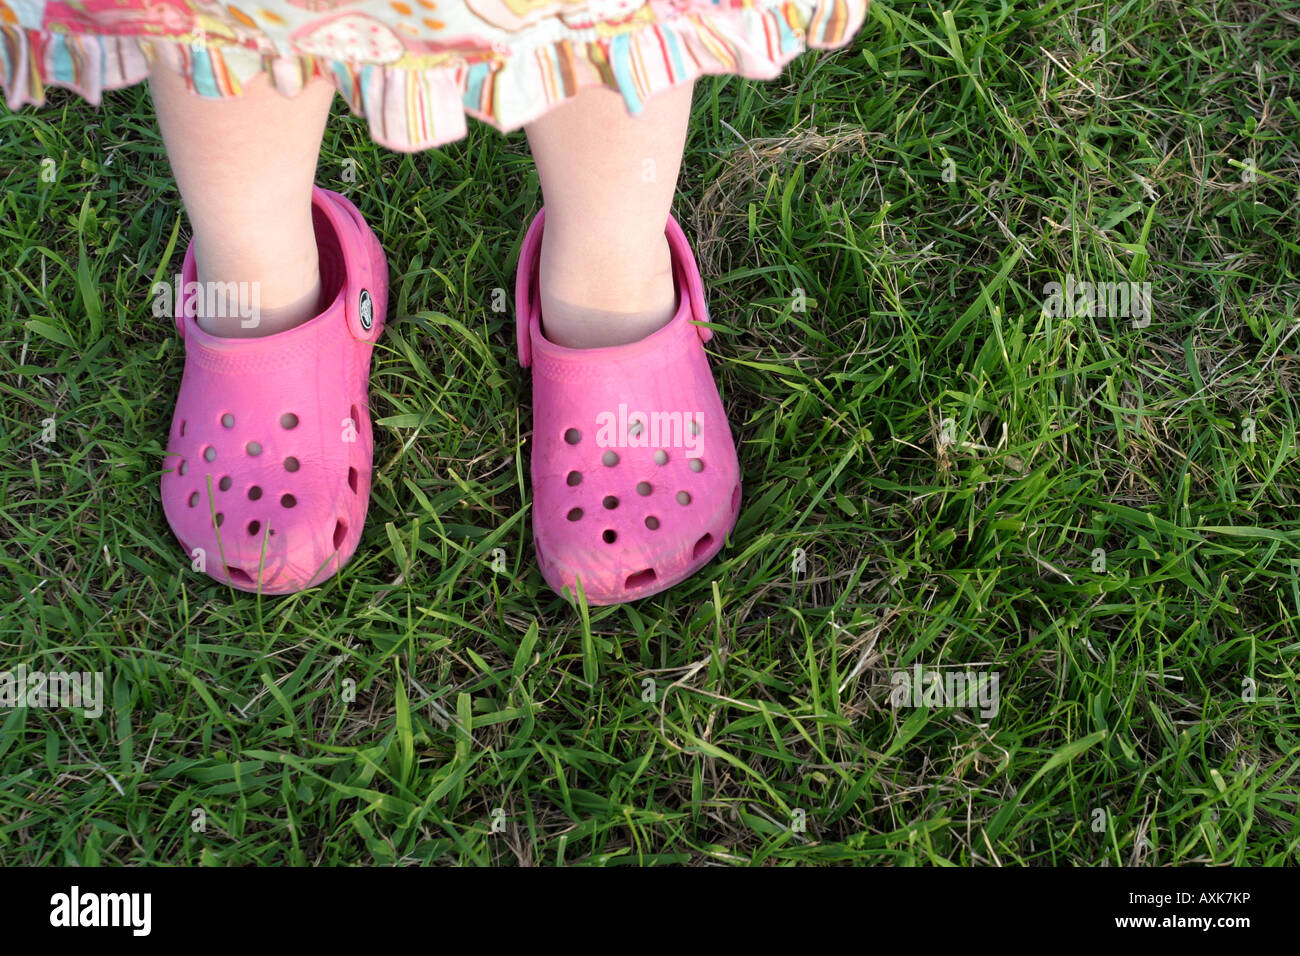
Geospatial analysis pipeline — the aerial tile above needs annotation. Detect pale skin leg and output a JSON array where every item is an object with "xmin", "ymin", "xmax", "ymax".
[
  {"xmin": 524, "ymin": 81, "xmax": 694, "ymax": 349},
  {"xmin": 149, "ymin": 64, "xmax": 334, "ymax": 338},
  {"xmin": 151, "ymin": 66, "xmax": 692, "ymax": 344}
]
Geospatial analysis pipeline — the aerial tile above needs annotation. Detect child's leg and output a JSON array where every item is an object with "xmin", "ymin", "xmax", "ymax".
[
  {"xmin": 524, "ymin": 82, "xmax": 694, "ymax": 349},
  {"xmin": 149, "ymin": 64, "xmax": 334, "ymax": 338}
]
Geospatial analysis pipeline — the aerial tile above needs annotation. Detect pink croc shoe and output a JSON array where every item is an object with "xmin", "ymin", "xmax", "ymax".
[
  {"xmin": 516, "ymin": 208, "xmax": 743, "ymax": 604},
  {"xmin": 161, "ymin": 186, "xmax": 388, "ymax": 594}
]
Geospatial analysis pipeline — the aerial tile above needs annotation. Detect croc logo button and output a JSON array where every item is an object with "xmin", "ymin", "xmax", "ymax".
[{"xmin": 359, "ymin": 289, "xmax": 373, "ymax": 331}]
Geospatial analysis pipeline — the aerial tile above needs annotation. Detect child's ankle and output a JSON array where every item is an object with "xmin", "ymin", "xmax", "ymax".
[
  {"xmin": 538, "ymin": 234, "xmax": 677, "ymax": 349},
  {"xmin": 194, "ymin": 271, "xmax": 323, "ymax": 338}
]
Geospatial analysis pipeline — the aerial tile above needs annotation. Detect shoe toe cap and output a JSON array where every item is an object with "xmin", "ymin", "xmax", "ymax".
[
  {"xmin": 163, "ymin": 453, "xmax": 367, "ymax": 593},
  {"xmin": 534, "ymin": 457, "xmax": 741, "ymax": 604}
]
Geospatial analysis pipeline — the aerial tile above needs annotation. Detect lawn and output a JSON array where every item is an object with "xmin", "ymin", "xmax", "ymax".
[{"xmin": 1, "ymin": 0, "xmax": 1297, "ymax": 865}]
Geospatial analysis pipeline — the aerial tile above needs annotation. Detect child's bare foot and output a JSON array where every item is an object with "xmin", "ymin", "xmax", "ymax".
[
  {"xmin": 536, "ymin": 231, "xmax": 677, "ymax": 349},
  {"xmin": 192, "ymin": 247, "xmax": 324, "ymax": 339}
]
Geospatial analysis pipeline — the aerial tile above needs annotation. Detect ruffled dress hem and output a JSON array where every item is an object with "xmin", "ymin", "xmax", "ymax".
[{"xmin": 1, "ymin": 0, "xmax": 868, "ymax": 151}]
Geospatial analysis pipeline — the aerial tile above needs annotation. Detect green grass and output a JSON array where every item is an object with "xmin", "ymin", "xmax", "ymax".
[{"xmin": 2, "ymin": 0, "xmax": 1298, "ymax": 865}]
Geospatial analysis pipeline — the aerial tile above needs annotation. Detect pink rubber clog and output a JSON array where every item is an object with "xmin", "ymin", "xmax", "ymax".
[
  {"xmin": 161, "ymin": 186, "xmax": 388, "ymax": 594},
  {"xmin": 516, "ymin": 207, "xmax": 742, "ymax": 604}
]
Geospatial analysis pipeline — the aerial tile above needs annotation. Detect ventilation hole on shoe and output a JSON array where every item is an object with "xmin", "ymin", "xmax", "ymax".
[
  {"xmin": 203, "ymin": 446, "xmax": 216, "ymax": 462},
  {"xmin": 281, "ymin": 494, "xmax": 297, "ymax": 508},
  {"xmin": 645, "ymin": 516, "xmax": 660, "ymax": 530},
  {"xmin": 178, "ymin": 460, "xmax": 188, "ymax": 476},
  {"xmin": 226, "ymin": 567, "xmax": 252, "ymax": 586},
  {"xmin": 693, "ymin": 533, "xmax": 714, "ymax": 559},
  {"xmin": 246, "ymin": 441, "xmax": 262, "ymax": 456},
  {"xmin": 350, "ymin": 405, "xmax": 360, "ymax": 427},
  {"xmin": 636, "ymin": 481, "xmax": 652, "ymax": 496},
  {"xmin": 179, "ymin": 421, "xmax": 187, "ymax": 437},
  {"xmin": 187, "ymin": 492, "xmax": 198, "ymax": 508},
  {"xmin": 564, "ymin": 428, "xmax": 581, "ymax": 445},
  {"xmin": 629, "ymin": 419, "xmax": 644, "ymax": 437},
  {"xmin": 284, "ymin": 457, "xmax": 300, "ymax": 472},
  {"xmin": 689, "ymin": 420, "xmax": 701, "ymax": 436},
  {"xmin": 280, "ymin": 413, "xmax": 299, "ymax": 429},
  {"xmin": 248, "ymin": 486, "xmax": 262, "ymax": 501},
  {"xmin": 731, "ymin": 485, "xmax": 741, "ymax": 513},
  {"xmin": 348, "ymin": 467, "xmax": 358, "ymax": 493},
  {"xmin": 602, "ymin": 529, "xmax": 617, "ymax": 544},
  {"xmin": 603, "ymin": 451, "xmax": 619, "ymax": 466},
  {"xmin": 567, "ymin": 507, "xmax": 583, "ymax": 522},
  {"xmin": 602, "ymin": 496, "xmax": 619, "ymax": 510},
  {"xmin": 566, "ymin": 470, "xmax": 582, "ymax": 486},
  {"xmin": 221, "ymin": 413, "xmax": 235, "ymax": 428},
  {"xmin": 625, "ymin": 568, "xmax": 657, "ymax": 589},
  {"xmin": 247, "ymin": 520, "xmax": 261, "ymax": 536},
  {"xmin": 654, "ymin": 450, "xmax": 668, "ymax": 465},
  {"xmin": 677, "ymin": 491, "xmax": 692, "ymax": 505},
  {"xmin": 219, "ymin": 476, "xmax": 232, "ymax": 491},
  {"xmin": 214, "ymin": 512, "xmax": 225, "ymax": 527},
  {"xmin": 690, "ymin": 458, "xmax": 704, "ymax": 472},
  {"xmin": 333, "ymin": 519, "xmax": 348, "ymax": 550}
]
